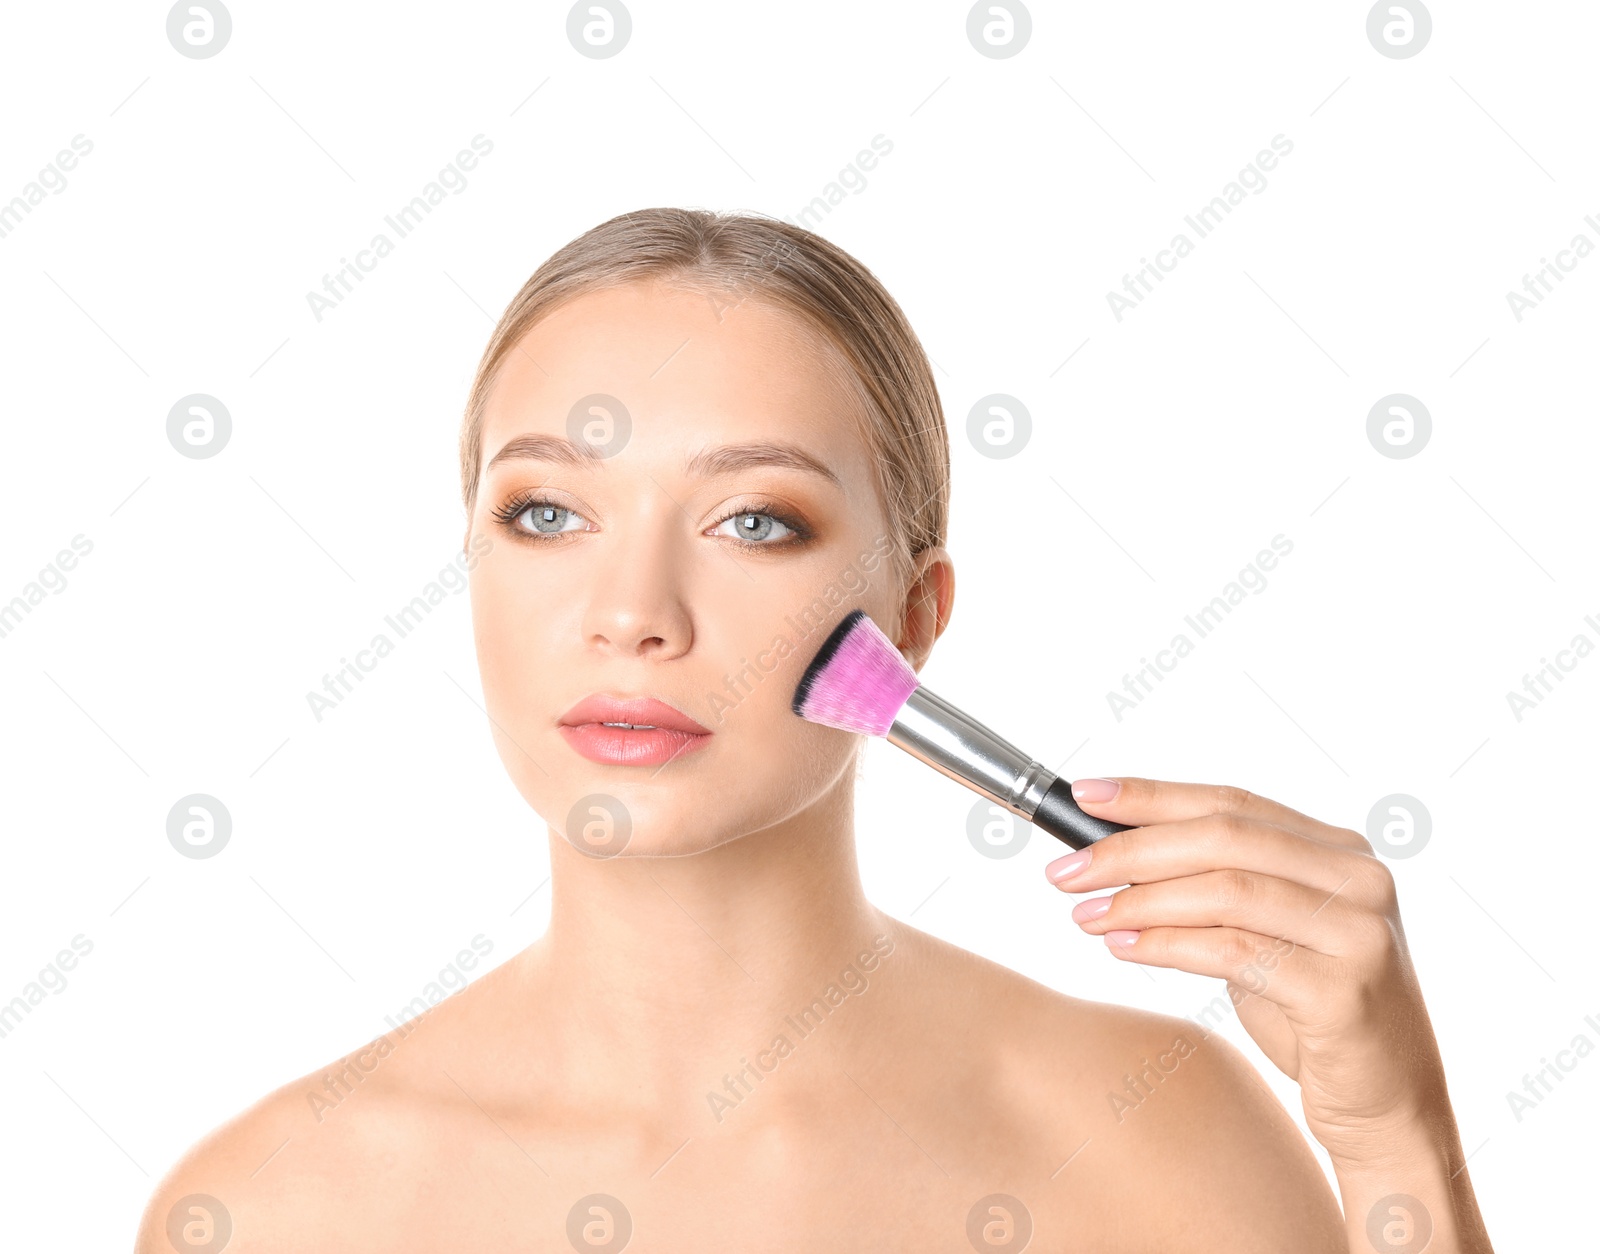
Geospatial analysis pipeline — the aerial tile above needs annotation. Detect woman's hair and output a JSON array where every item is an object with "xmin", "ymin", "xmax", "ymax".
[{"xmin": 458, "ymin": 207, "xmax": 949, "ymax": 593}]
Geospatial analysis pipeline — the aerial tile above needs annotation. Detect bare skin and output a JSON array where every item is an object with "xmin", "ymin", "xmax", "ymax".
[{"xmin": 136, "ymin": 278, "xmax": 1488, "ymax": 1251}]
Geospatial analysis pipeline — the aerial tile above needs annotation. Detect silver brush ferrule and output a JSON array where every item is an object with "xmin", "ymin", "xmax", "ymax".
[{"xmin": 884, "ymin": 685, "xmax": 1057, "ymax": 820}]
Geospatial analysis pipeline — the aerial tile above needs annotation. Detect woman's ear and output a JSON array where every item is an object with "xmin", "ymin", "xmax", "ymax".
[{"xmin": 896, "ymin": 546, "xmax": 955, "ymax": 672}]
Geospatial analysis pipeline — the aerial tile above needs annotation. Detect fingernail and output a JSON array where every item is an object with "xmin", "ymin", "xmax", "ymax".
[
  {"xmin": 1104, "ymin": 930, "xmax": 1141, "ymax": 947},
  {"xmin": 1072, "ymin": 777, "xmax": 1120, "ymax": 803},
  {"xmin": 1045, "ymin": 849, "xmax": 1092, "ymax": 884},
  {"xmin": 1071, "ymin": 896, "xmax": 1112, "ymax": 923}
]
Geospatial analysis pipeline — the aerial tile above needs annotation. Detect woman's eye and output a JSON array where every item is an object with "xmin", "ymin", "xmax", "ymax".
[
  {"xmin": 497, "ymin": 500, "xmax": 800, "ymax": 546},
  {"xmin": 514, "ymin": 503, "xmax": 587, "ymax": 535},
  {"xmin": 712, "ymin": 511, "xmax": 794, "ymax": 545}
]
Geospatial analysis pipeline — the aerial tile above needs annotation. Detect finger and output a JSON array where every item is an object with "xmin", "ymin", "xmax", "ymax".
[
  {"xmin": 1046, "ymin": 813, "xmax": 1389, "ymax": 901},
  {"xmin": 1068, "ymin": 776, "xmax": 1366, "ymax": 849},
  {"xmin": 1101, "ymin": 924, "xmax": 1332, "ymax": 1014},
  {"xmin": 1070, "ymin": 869, "xmax": 1378, "ymax": 958}
]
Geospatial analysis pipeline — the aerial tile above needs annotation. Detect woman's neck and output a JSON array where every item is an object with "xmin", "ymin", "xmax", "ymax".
[{"xmin": 504, "ymin": 772, "xmax": 897, "ymax": 1127}]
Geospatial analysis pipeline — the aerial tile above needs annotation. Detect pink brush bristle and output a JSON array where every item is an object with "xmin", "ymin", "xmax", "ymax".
[{"xmin": 791, "ymin": 609, "xmax": 919, "ymax": 736}]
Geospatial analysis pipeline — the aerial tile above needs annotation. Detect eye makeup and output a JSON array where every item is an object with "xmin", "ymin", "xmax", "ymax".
[{"xmin": 489, "ymin": 486, "xmax": 815, "ymax": 553}]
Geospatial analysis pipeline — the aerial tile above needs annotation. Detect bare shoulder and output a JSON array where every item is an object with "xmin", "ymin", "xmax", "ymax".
[
  {"xmin": 887, "ymin": 920, "xmax": 1345, "ymax": 1251},
  {"xmin": 132, "ymin": 1009, "xmax": 463, "ymax": 1253},
  {"xmin": 1062, "ymin": 1003, "xmax": 1346, "ymax": 1251}
]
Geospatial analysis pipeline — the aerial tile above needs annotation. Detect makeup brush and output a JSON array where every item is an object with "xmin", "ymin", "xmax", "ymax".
[{"xmin": 791, "ymin": 609, "xmax": 1131, "ymax": 850}]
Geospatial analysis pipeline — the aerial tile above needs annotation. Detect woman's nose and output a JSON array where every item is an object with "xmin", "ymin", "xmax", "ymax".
[{"xmin": 578, "ymin": 523, "xmax": 693, "ymax": 660}]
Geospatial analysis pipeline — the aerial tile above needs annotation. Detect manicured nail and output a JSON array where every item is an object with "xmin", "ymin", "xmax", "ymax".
[
  {"xmin": 1071, "ymin": 896, "xmax": 1112, "ymax": 923},
  {"xmin": 1104, "ymin": 930, "xmax": 1141, "ymax": 948},
  {"xmin": 1072, "ymin": 777, "xmax": 1120, "ymax": 803},
  {"xmin": 1045, "ymin": 849, "xmax": 1092, "ymax": 884}
]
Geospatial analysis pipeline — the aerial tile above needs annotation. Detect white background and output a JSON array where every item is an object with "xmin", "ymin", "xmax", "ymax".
[{"xmin": 1, "ymin": 1, "xmax": 1594, "ymax": 1247}]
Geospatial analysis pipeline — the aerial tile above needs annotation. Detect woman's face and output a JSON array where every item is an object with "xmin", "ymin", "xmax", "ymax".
[{"xmin": 467, "ymin": 278, "xmax": 911, "ymax": 856}]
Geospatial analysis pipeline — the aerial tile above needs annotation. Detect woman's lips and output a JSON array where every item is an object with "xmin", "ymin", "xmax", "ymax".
[
  {"xmin": 557, "ymin": 694, "xmax": 713, "ymax": 766},
  {"xmin": 557, "ymin": 723, "xmax": 712, "ymax": 767}
]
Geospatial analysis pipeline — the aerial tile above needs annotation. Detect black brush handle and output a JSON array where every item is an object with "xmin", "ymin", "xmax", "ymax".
[{"xmin": 1031, "ymin": 777, "xmax": 1131, "ymax": 849}]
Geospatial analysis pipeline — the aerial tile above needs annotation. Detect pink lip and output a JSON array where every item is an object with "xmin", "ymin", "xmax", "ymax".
[{"xmin": 557, "ymin": 694, "xmax": 713, "ymax": 767}]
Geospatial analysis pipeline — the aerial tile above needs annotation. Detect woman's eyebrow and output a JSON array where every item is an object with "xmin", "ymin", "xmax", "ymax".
[
  {"xmin": 487, "ymin": 433, "xmax": 841, "ymax": 487},
  {"xmin": 685, "ymin": 441, "xmax": 840, "ymax": 487}
]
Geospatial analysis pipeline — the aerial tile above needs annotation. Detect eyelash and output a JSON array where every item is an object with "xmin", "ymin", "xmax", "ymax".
[{"xmin": 490, "ymin": 491, "xmax": 813, "ymax": 551}]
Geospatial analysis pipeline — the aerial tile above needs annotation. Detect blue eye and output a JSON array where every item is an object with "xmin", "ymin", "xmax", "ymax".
[
  {"xmin": 523, "ymin": 504, "xmax": 587, "ymax": 535},
  {"xmin": 490, "ymin": 492, "xmax": 809, "ymax": 549},
  {"xmin": 712, "ymin": 511, "xmax": 795, "ymax": 545}
]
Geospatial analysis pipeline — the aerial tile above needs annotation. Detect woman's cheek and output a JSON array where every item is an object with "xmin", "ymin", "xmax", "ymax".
[{"xmin": 471, "ymin": 570, "xmax": 556, "ymax": 737}]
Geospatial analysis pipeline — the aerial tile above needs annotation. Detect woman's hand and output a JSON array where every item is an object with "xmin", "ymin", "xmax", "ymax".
[{"xmin": 1041, "ymin": 776, "xmax": 1451, "ymax": 1170}]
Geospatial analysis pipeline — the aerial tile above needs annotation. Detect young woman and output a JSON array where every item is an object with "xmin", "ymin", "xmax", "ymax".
[{"xmin": 138, "ymin": 209, "xmax": 1493, "ymax": 1251}]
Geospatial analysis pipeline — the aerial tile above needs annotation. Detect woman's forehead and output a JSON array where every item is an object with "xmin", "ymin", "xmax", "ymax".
[{"xmin": 481, "ymin": 282, "xmax": 875, "ymax": 480}]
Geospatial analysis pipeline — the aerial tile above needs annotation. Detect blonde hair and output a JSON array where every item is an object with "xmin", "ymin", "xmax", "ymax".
[{"xmin": 457, "ymin": 207, "xmax": 948, "ymax": 592}]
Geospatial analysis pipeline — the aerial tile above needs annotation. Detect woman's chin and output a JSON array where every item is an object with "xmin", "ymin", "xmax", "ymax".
[
  {"xmin": 554, "ymin": 825, "xmax": 738, "ymax": 860},
  {"xmin": 539, "ymin": 787, "xmax": 744, "ymax": 860}
]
